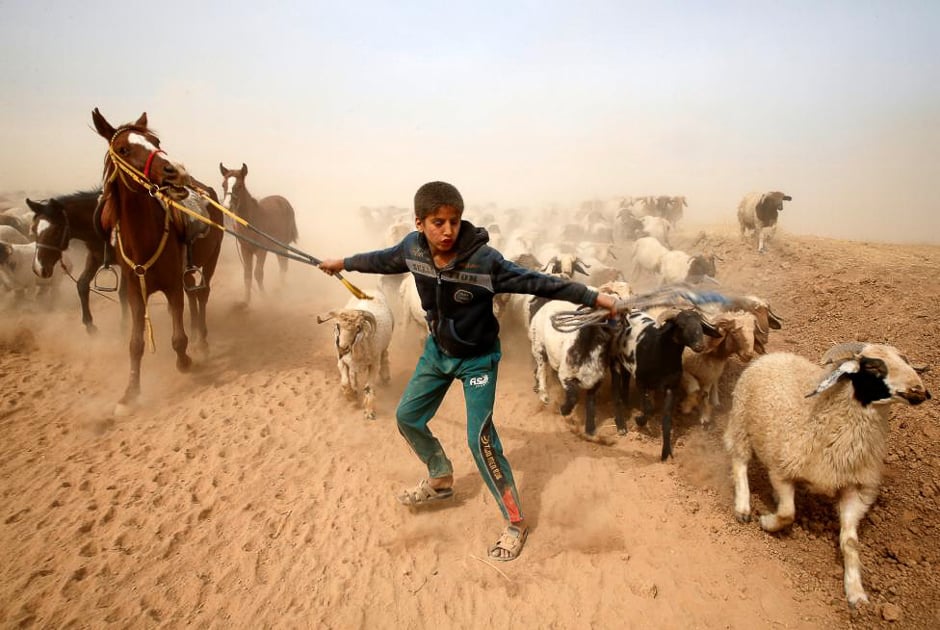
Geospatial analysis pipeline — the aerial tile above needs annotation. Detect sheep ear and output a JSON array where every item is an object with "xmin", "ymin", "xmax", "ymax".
[{"xmin": 806, "ymin": 360, "xmax": 860, "ymax": 397}]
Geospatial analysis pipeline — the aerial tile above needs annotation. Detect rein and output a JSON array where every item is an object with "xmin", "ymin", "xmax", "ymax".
[{"xmin": 107, "ymin": 145, "xmax": 370, "ymax": 300}]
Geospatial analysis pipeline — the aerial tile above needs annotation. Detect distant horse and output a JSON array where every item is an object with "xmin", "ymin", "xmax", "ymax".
[
  {"xmin": 92, "ymin": 108, "xmax": 224, "ymax": 415},
  {"xmin": 27, "ymin": 190, "xmax": 128, "ymax": 333},
  {"xmin": 219, "ymin": 163, "xmax": 298, "ymax": 304}
]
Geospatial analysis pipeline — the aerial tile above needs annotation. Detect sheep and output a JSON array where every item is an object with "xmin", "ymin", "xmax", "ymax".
[
  {"xmin": 678, "ymin": 311, "xmax": 757, "ymax": 425},
  {"xmin": 317, "ymin": 291, "xmax": 395, "ymax": 420},
  {"xmin": 528, "ymin": 298, "xmax": 618, "ymax": 435},
  {"xmin": 397, "ymin": 274, "xmax": 429, "ymax": 347},
  {"xmin": 630, "ymin": 236, "xmax": 670, "ymax": 280},
  {"xmin": 0, "ymin": 241, "xmax": 70, "ymax": 304},
  {"xmin": 612, "ymin": 308, "xmax": 721, "ymax": 459},
  {"xmin": 659, "ymin": 250, "xmax": 718, "ymax": 285},
  {"xmin": 737, "ymin": 191, "xmax": 792, "ymax": 253},
  {"xmin": 0, "ymin": 225, "xmax": 30, "ymax": 245},
  {"xmin": 724, "ymin": 342, "xmax": 931, "ymax": 607},
  {"xmin": 638, "ymin": 215, "xmax": 672, "ymax": 247}
]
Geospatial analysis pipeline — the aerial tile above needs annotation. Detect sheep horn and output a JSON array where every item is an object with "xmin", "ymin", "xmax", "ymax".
[
  {"xmin": 820, "ymin": 342, "xmax": 867, "ymax": 366},
  {"xmin": 655, "ymin": 308, "xmax": 681, "ymax": 325},
  {"xmin": 360, "ymin": 310, "xmax": 377, "ymax": 332},
  {"xmin": 767, "ymin": 305, "xmax": 783, "ymax": 327},
  {"xmin": 573, "ymin": 260, "xmax": 591, "ymax": 275},
  {"xmin": 316, "ymin": 311, "xmax": 337, "ymax": 324}
]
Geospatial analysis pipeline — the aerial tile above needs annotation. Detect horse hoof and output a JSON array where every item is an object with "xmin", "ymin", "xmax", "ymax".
[
  {"xmin": 85, "ymin": 324, "xmax": 98, "ymax": 335},
  {"xmin": 114, "ymin": 402, "xmax": 134, "ymax": 417},
  {"xmin": 177, "ymin": 356, "xmax": 193, "ymax": 372}
]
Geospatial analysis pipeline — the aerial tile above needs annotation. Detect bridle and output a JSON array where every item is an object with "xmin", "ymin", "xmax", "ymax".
[{"xmin": 33, "ymin": 211, "xmax": 71, "ymax": 257}]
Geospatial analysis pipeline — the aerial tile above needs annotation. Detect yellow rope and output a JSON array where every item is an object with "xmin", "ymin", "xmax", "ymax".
[
  {"xmin": 114, "ymin": 212, "xmax": 171, "ymax": 353},
  {"xmin": 107, "ymin": 146, "xmax": 371, "ymax": 300}
]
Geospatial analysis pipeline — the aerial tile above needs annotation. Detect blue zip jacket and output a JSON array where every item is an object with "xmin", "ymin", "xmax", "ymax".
[{"xmin": 345, "ymin": 221, "xmax": 599, "ymax": 358}]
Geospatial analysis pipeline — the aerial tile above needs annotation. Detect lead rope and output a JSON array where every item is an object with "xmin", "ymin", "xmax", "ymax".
[{"xmin": 114, "ymin": 211, "xmax": 171, "ymax": 352}]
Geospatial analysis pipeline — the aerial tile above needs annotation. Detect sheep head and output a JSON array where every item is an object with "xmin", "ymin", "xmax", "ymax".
[
  {"xmin": 807, "ymin": 343, "xmax": 931, "ymax": 405},
  {"xmin": 329, "ymin": 310, "xmax": 378, "ymax": 357},
  {"xmin": 658, "ymin": 309, "xmax": 721, "ymax": 353}
]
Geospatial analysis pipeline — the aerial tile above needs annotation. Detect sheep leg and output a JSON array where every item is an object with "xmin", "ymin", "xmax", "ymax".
[
  {"xmin": 635, "ymin": 389, "xmax": 653, "ymax": 427},
  {"xmin": 560, "ymin": 378, "xmax": 579, "ymax": 418},
  {"xmin": 380, "ymin": 348, "xmax": 391, "ymax": 384},
  {"xmin": 338, "ymin": 359, "xmax": 355, "ymax": 400},
  {"xmin": 533, "ymin": 347, "xmax": 550, "ymax": 404},
  {"xmin": 759, "ymin": 472, "xmax": 796, "ymax": 532},
  {"xmin": 660, "ymin": 388, "xmax": 676, "ymax": 461},
  {"xmin": 838, "ymin": 485, "xmax": 877, "ymax": 607},
  {"xmin": 730, "ymin": 456, "xmax": 752, "ymax": 522},
  {"xmin": 611, "ymin": 366, "xmax": 629, "ymax": 435}
]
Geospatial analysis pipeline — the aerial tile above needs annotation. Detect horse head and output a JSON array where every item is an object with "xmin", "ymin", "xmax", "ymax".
[
  {"xmin": 219, "ymin": 162, "xmax": 249, "ymax": 209},
  {"xmin": 92, "ymin": 108, "xmax": 191, "ymax": 203},
  {"xmin": 26, "ymin": 197, "xmax": 69, "ymax": 278}
]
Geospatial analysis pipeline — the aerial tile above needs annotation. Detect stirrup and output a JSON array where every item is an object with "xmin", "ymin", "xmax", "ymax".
[
  {"xmin": 183, "ymin": 265, "xmax": 205, "ymax": 292},
  {"xmin": 93, "ymin": 265, "xmax": 119, "ymax": 292}
]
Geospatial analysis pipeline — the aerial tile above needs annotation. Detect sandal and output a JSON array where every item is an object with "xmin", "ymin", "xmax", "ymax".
[
  {"xmin": 396, "ymin": 479, "xmax": 454, "ymax": 506},
  {"xmin": 488, "ymin": 525, "xmax": 528, "ymax": 562}
]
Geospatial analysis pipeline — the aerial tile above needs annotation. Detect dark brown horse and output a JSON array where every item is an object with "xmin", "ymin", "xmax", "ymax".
[
  {"xmin": 219, "ymin": 163, "xmax": 298, "ymax": 304},
  {"xmin": 27, "ymin": 190, "xmax": 128, "ymax": 333},
  {"xmin": 92, "ymin": 108, "xmax": 224, "ymax": 415}
]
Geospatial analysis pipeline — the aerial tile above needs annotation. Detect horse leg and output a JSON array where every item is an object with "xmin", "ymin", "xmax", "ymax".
[
  {"xmin": 277, "ymin": 253, "xmax": 288, "ymax": 286},
  {"xmin": 186, "ymin": 288, "xmax": 210, "ymax": 360},
  {"xmin": 167, "ymin": 289, "xmax": 192, "ymax": 372},
  {"xmin": 78, "ymin": 253, "xmax": 98, "ymax": 333},
  {"xmin": 240, "ymin": 243, "xmax": 253, "ymax": 304},
  {"xmin": 254, "ymin": 250, "xmax": 268, "ymax": 294},
  {"xmin": 116, "ymin": 296, "xmax": 146, "ymax": 416}
]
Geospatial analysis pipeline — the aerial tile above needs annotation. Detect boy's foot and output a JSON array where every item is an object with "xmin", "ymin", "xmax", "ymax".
[
  {"xmin": 396, "ymin": 479, "xmax": 454, "ymax": 506},
  {"xmin": 488, "ymin": 524, "xmax": 528, "ymax": 561}
]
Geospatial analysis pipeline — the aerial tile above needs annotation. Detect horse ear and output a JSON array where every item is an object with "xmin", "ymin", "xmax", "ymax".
[
  {"xmin": 91, "ymin": 108, "xmax": 115, "ymax": 140},
  {"xmin": 240, "ymin": 163, "xmax": 248, "ymax": 176},
  {"xmin": 219, "ymin": 163, "xmax": 227, "ymax": 175},
  {"xmin": 26, "ymin": 198, "xmax": 42, "ymax": 213},
  {"xmin": 135, "ymin": 112, "xmax": 148, "ymax": 128}
]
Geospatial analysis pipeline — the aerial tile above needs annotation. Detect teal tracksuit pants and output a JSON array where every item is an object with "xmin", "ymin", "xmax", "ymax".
[{"xmin": 396, "ymin": 336, "xmax": 523, "ymax": 523}]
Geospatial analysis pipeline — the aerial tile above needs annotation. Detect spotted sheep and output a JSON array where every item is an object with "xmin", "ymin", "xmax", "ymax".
[
  {"xmin": 612, "ymin": 308, "xmax": 721, "ymax": 460},
  {"xmin": 737, "ymin": 191, "xmax": 792, "ymax": 253},
  {"xmin": 724, "ymin": 342, "xmax": 931, "ymax": 607},
  {"xmin": 317, "ymin": 291, "xmax": 395, "ymax": 420}
]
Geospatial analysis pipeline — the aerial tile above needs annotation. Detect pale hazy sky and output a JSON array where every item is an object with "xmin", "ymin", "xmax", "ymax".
[{"xmin": 1, "ymin": 1, "xmax": 938, "ymax": 244}]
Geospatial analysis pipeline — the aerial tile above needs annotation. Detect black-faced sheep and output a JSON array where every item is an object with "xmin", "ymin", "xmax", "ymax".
[
  {"xmin": 317, "ymin": 291, "xmax": 395, "ymax": 420},
  {"xmin": 737, "ymin": 191, "xmax": 792, "ymax": 253},
  {"xmin": 724, "ymin": 342, "xmax": 931, "ymax": 607},
  {"xmin": 613, "ymin": 308, "xmax": 721, "ymax": 459}
]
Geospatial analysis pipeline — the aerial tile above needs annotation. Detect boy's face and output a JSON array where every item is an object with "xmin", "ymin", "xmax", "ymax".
[{"xmin": 416, "ymin": 205, "xmax": 461, "ymax": 254}]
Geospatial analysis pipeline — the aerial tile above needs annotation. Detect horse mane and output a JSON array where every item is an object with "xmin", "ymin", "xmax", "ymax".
[{"xmin": 55, "ymin": 188, "xmax": 102, "ymax": 204}]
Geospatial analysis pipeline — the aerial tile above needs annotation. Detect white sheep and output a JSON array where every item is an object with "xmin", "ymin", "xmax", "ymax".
[
  {"xmin": 630, "ymin": 236, "xmax": 669, "ymax": 280},
  {"xmin": 724, "ymin": 342, "xmax": 931, "ymax": 607},
  {"xmin": 638, "ymin": 215, "xmax": 671, "ymax": 247},
  {"xmin": 659, "ymin": 250, "xmax": 718, "ymax": 286},
  {"xmin": 0, "ymin": 242, "xmax": 70, "ymax": 304},
  {"xmin": 397, "ymin": 274, "xmax": 429, "ymax": 347},
  {"xmin": 0, "ymin": 225, "xmax": 30, "ymax": 245},
  {"xmin": 317, "ymin": 291, "xmax": 395, "ymax": 420}
]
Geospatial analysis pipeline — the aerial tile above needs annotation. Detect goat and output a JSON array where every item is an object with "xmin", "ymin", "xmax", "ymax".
[
  {"xmin": 630, "ymin": 236, "xmax": 670, "ymax": 280},
  {"xmin": 317, "ymin": 291, "xmax": 395, "ymax": 420},
  {"xmin": 612, "ymin": 308, "xmax": 721, "ymax": 459},
  {"xmin": 724, "ymin": 342, "xmax": 930, "ymax": 607}
]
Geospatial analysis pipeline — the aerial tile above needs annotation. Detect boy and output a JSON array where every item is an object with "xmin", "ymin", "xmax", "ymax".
[{"xmin": 319, "ymin": 181, "xmax": 618, "ymax": 561}]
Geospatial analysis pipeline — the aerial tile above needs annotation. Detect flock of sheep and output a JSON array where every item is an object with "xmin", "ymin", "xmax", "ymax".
[
  {"xmin": 1, "ymin": 188, "xmax": 931, "ymax": 609},
  {"xmin": 339, "ymin": 191, "xmax": 930, "ymax": 608}
]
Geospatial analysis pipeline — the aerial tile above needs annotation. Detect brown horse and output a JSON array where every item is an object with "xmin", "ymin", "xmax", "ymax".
[
  {"xmin": 92, "ymin": 108, "xmax": 224, "ymax": 415},
  {"xmin": 219, "ymin": 163, "xmax": 298, "ymax": 304},
  {"xmin": 27, "ymin": 190, "xmax": 129, "ymax": 333}
]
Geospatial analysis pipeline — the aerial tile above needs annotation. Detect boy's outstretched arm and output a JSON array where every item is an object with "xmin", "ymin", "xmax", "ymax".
[{"xmin": 595, "ymin": 292, "xmax": 619, "ymax": 319}]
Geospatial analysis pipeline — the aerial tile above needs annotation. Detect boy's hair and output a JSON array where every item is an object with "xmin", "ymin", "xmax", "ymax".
[{"xmin": 414, "ymin": 181, "xmax": 464, "ymax": 220}]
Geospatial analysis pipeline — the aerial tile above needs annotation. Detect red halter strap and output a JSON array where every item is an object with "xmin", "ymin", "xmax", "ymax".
[{"xmin": 143, "ymin": 149, "xmax": 165, "ymax": 179}]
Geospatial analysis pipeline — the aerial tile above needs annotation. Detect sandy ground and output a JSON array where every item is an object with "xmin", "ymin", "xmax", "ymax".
[{"xmin": 1, "ymin": 216, "xmax": 938, "ymax": 629}]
